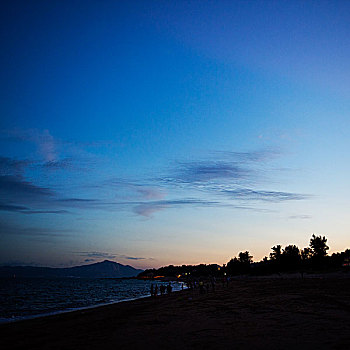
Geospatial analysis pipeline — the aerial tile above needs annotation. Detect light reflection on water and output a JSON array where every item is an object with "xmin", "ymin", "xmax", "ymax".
[{"xmin": 0, "ymin": 278, "xmax": 183, "ymax": 322}]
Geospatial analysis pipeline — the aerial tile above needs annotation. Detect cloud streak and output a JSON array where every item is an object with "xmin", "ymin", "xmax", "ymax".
[
  {"xmin": 0, "ymin": 221, "xmax": 72, "ymax": 238},
  {"xmin": 93, "ymin": 149, "xmax": 310, "ymax": 217},
  {"xmin": 119, "ymin": 255, "xmax": 147, "ymax": 260},
  {"xmin": 161, "ymin": 161, "xmax": 250, "ymax": 185},
  {"xmin": 42, "ymin": 158, "xmax": 73, "ymax": 170},
  {"xmin": 132, "ymin": 198, "xmax": 250, "ymax": 217},
  {"xmin": 22, "ymin": 210, "xmax": 70, "ymax": 214},
  {"xmin": 74, "ymin": 251, "xmax": 117, "ymax": 259},
  {"xmin": 73, "ymin": 252, "xmax": 151, "ymax": 263},
  {"xmin": 133, "ymin": 199, "xmax": 220, "ymax": 217},
  {"xmin": 160, "ymin": 150, "xmax": 279, "ymax": 186},
  {"xmin": 0, "ymin": 203, "xmax": 29, "ymax": 212},
  {"xmin": 0, "ymin": 175, "xmax": 53, "ymax": 199},
  {"xmin": 2, "ymin": 129, "xmax": 58, "ymax": 162},
  {"xmin": 0, "ymin": 157, "xmax": 31, "ymax": 176},
  {"xmin": 288, "ymin": 215, "xmax": 312, "ymax": 219},
  {"xmin": 221, "ymin": 188, "xmax": 309, "ymax": 202},
  {"xmin": 0, "ymin": 145, "xmax": 310, "ymax": 218}
]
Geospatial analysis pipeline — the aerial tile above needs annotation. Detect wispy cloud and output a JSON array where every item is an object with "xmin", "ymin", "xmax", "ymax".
[
  {"xmin": 288, "ymin": 215, "xmax": 312, "ymax": 219},
  {"xmin": 42, "ymin": 158, "xmax": 73, "ymax": 170},
  {"xmin": 221, "ymin": 188, "xmax": 309, "ymax": 202},
  {"xmin": 2, "ymin": 129, "xmax": 57, "ymax": 162},
  {"xmin": 144, "ymin": 150, "xmax": 309, "ymax": 213},
  {"xmin": 37, "ymin": 129, "xmax": 57, "ymax": 162},
  {"xmin": 0, "ymin": 202, "xmax": 69, "ymax": 214},
  {"xmin": 0, "ymin": 221, "xmax": 72, "ymax": 237},
  {"xmin": 0, "ymin": 203, "xmax": 29, "ymax": 212},
  {"xmin": 74, "ymin": 251, "xmax": 117, "ymax": 259},
  {"xmin": 22, "ymin": 210, "xmax": 70, "ymax": 214},
  {"xmin": 132, "ymin": 198, "xmax": 220, "ymax": 217},
  {"xmin": 211, "ymin": 149, "xmax": 280, "ymax": 162},
  {"xmin": 119, "ymin": 255, "xmax": 147, "ymax": 260},
  {"xmin": 0, "ymin": 139, "xmax": 310, "ymax": 219},
  {"xmin": 107, "ymin": 179, "xmax": 165, "ymax": 200},
  {"xmin": 0, "ymin": 175, "xmax": 53, "ymax": 199},
  {"xmin": 58, "ymin": 198, "xmax": 97, "ymax": 203},
  {"xmin": 162, "ymin": 161, "xmax": 250, "ymax": 184},
  {"xmin": 1, "ymin": 128, "xmax": 100, "ymax": 172},
  {"xmin": 160, "ymin": 150, "xmax": 279, "ymax": 186},
  {"xmin": 0, "ymin": 155, "xmax": 97, "ymax": 213},
  {"xmin": 100, "ymin": 150, "xmax": 310, "ymax": 217},
  {"xmin": 74, "ymin": 252, "xmax": 151, "ymax": 263},
  {"xmin": 0, "ymin": 157, "xmax": 31, "ymax": 176}
]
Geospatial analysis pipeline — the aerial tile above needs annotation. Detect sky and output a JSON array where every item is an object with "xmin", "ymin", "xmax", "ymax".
[{"xmin": 0, "ymin": 0, "xmax": 349, "ymax": 268}]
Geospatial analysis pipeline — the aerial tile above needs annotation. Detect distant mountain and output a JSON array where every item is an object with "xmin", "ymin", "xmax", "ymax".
[
  {"xmin": 0, "ymin": 260, "xmax": 143, "ymax": 278},
  {"xmin": 65, "ymin": 260, "xmax": 143, "ymax": 278}
]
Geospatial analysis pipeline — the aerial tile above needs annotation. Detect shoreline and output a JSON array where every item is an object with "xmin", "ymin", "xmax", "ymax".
[
  {"xmin": 0, "ymin": 280, "xmax": 185, "ymax": 325},
  {"xmin": 0, "ymin": 294, "xmax": 152, "ymax": 325},
  {"xmin": 1, "ymin": 277, "xmax": 350, "ymax": 349}
]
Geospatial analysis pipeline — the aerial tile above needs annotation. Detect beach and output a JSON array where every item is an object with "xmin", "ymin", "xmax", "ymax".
[{"xmin": 1, "ymin": 276, "xmax": 350, "ymax": 349}]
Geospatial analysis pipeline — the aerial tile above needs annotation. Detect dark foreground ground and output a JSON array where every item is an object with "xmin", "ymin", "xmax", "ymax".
[{"xmin": 1, "ymin": 277, "xmax": 350, "ymax": 349}]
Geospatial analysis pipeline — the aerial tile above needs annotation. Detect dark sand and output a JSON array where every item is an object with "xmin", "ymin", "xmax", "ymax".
[{"xmin": 1, "ymin": 277, "xmax": 350, "ymax": 349}]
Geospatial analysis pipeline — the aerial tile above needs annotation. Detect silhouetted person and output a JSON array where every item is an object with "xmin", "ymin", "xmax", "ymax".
[
  {"xmin": 167, "ymin": 283, "xmax": 172, "ymax": 294},
  {"xmin": 150, "ymin": 283, "xmax": 154, "ymax": 297},
  {"xmin": 199, "ymin": 280, "xmax": 205, "ymax": 294},
  {"xmin": 154, "ymin": 284, "xmax": 158, "ymax": 297},
  {"xmin": 210, "ymin": 276, "xmax": 216, "ymax": 292},
  {"xmin": 160, "ymin": 284, "xmax": 165, "ymax": 295}
]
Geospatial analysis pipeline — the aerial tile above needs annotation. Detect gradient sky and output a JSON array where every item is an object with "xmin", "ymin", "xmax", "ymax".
[{"xmin": 1, "ymin": 0, "xmax": 349, "ymax": 268}]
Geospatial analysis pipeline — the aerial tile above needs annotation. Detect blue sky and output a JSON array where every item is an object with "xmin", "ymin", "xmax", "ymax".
[{"xmin": 1, "ymin": 0, "xmax": 349, "ymax": 268}]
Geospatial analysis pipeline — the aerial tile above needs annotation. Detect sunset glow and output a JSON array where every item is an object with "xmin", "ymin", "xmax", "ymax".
[{"xmin": 1, "ymin": 1, "xmax": 349, "ymax": 269}]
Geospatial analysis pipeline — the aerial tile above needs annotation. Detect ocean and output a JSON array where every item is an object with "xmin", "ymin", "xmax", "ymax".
[{"xmin": 0, "ymin": 277, "xmax": 183, "ymax": 323}]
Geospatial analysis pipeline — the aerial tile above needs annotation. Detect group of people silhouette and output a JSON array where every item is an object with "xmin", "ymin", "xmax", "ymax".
[
  {"xmin": 187, "ymin": 275, "xmax": 231, "ymax": 294},
  {"xmin": 150, "ymin": 282, "xmax": 172, "ymax": 297},
  {"xmin": 150, "ymin": 275, "xmax": 231, "ymax": 298}
]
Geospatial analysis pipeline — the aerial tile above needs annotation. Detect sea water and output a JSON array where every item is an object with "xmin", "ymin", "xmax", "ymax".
[{"xmin": 0, "ymin": 278, "xmax": 183, "ymax": 323}]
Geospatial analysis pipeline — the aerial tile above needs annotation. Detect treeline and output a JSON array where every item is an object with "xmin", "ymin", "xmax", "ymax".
[
  {"xmin": 138, "ymin": 235, "xmax": 350, "ymax": 279},
  {"xmin": 138, "ymin": 263, "xmax": 223, "ymax": 279},
  {"xmin": 230, "ymin": 235, "xmax": 349, "ymax": 276}
]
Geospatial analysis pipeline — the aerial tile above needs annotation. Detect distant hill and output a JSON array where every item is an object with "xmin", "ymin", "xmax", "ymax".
[{"xmin": 0, "ymin": 260, "xmax": 143, "ymax": 278}]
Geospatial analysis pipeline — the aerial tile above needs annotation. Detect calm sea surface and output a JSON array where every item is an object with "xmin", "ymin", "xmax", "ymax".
[{"xmin": 0, "ymin": 278, "xmax": 183, "ymax": 323}]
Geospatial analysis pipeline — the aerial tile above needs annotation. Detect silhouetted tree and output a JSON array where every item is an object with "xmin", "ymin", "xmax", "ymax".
[
  {"xmin": 226, "ymin": 257, "xmax": 240, "ymax": 275},
  {"xmin": 300, "ymin": 247, "xmax": 312, "ymax": 272},
  {"xmin": 239, "ymin": 251, "xmax": 252, "ymax": 274},
  {"xmin": 282, "ymin": 245, "xmax": 300, "ymax": 270},
  {"xmin": 270, "ymin": 245, "xmax": 282, "ymax": 261},
  {"xmin": 329, "ymin": 249, "xmax": 350, "ymax": 269},
  {"xmin": 227, "ymin": 252, "xmax": 252, "ymax": 275},
  {"xmin": 301, "ymin": 247, "xmax": 312, "ymax": 261},
  {"xmin": 343, "ymin": 249, "xmax": 350, "ymax": 270},
  {"xmin": 310, "ymin": 234, "xmax": 329, "ymax": 257},
  {"xmin": 269, "ymin": 245, "xmax": 282, "ymax": 272},
  {"xmin": 238, "ymin": 251, "xmax": 253, "ymax": 264},
  {"xmin": 309, "ymin": 234, "xmax": 329, "ymax": 269}
]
